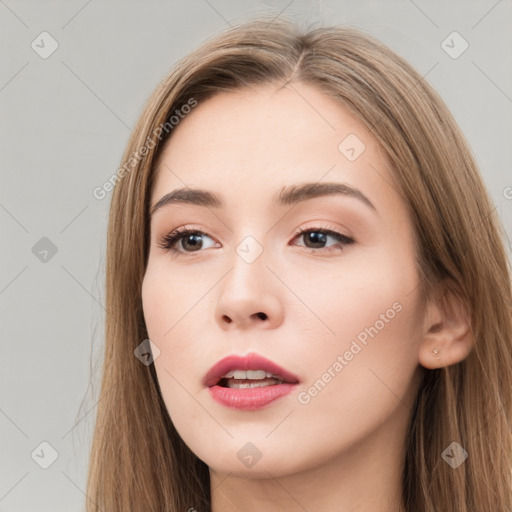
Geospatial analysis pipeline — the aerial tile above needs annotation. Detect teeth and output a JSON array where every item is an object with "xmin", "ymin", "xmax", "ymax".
[
  {"xmin": 223, "ymin": 370, "xmax": 278, "ymax": 380},
  {"xmin": 227, "ymin": 380, "xmax": 278, "ymax": 389}
]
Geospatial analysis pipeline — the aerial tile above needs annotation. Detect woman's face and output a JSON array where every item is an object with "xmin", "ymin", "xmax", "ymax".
[{"xmin": 142, "ymin": 82, "xmax": 426, "ymax": 477}]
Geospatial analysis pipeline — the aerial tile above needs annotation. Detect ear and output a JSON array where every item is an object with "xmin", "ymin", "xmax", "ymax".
[{"xmin": 418, "ymin": 284, "xmax": 473, "ymax": 370}]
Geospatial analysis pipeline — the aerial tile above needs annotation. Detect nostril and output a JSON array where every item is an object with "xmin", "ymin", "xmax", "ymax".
[{"xmin": 254, "ymin": 312, "xmax": 267, "ymax": 320}]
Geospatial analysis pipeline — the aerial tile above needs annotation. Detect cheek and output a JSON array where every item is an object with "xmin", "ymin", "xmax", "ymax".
[
  {"xmin": 142, "ymin": 261, "xmax": 168, "ymax": 331},
  {"xmin": 287, "ymin": 240, "xmax": 419, "ymax": 343},
  {"xmin": 290, "ymin": 242, "xmax": 422, "ymax": 406},
  {"xmin": 291, "ymin": 284, "xmax": 422, "ymax": 460},
  {"xmin": 142, "ymin": 267, "xmax": 207, "ymax": 429},
  {"xmin": 141, "ymin": 260, "xmax": 203, "ymax": 345},
  {"xmin": 141, "ymin": 262, "xmax": 209, "ymax": 387}
]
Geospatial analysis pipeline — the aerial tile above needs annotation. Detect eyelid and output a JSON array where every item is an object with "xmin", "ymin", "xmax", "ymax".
[{"xmin": 291, "ymin": 222, "xmax": 352, "ymax": 238}]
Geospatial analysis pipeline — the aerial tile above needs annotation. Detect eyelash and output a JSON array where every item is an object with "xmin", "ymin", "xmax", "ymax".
[{"xmin": 157, "ymin": 225, "xmax": 355, "ymax": 255}]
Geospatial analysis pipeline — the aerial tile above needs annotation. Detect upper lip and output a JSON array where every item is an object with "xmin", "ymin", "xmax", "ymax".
[{"xmin": 203, "ymin": 352, "xmax": 300, "ymax": 388}]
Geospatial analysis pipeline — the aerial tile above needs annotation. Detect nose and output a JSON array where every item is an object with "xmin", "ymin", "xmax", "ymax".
[{"xmin": 214, "ymin": 244, "xmax": 284, "ymax": 331}]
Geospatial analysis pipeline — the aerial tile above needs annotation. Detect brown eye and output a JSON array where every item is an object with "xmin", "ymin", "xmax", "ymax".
[
  {"xmin": 293, "ymin": 228, "xmax": 355, "ymax": 252},
  {"xmin": 157, "ymin": 228, "xmax": 216, "ymax": 253}
]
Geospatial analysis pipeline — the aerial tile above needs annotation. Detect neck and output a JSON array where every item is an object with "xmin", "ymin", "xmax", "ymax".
[{"xmin": 210, "ymin": 413, "xmax": 408, "ymax": 512}]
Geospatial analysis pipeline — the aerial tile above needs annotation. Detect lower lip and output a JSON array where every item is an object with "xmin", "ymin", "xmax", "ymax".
[{"xmin": 208, "ymin": 383, "xmax": 297, "ymax": 410}]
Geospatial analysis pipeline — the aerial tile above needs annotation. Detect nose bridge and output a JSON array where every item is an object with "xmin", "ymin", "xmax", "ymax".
[
  {"xmin": 214, "ymin": 229, "xmax": 284, "ymax": 328},
  {"xmin": 225, "ymin": 233, "xmax": 269, "ymax": 295}
]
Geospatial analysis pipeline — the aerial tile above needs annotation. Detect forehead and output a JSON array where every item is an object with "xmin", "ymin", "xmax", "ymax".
[{"xmin": 151, "ymin": 83, "xmax": 399, "ymax": 217}]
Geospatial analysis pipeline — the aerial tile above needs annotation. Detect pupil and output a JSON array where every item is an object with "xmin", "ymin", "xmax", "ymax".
[
  {"xmin": 183, "ymin": 234, "xmax": 202, "ymax": 251},
  {"xmin": 306, "ymin": 231, "xmax": 326, "ymax": 248}
]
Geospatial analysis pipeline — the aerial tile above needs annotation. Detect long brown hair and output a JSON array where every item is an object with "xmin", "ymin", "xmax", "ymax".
[{"xmin": 85, "ymin": 16, "xmax": 512, "ymax": 511}]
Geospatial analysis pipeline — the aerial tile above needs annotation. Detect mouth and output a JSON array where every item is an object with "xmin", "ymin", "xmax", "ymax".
[
  {"xmin": 203, "ymin": 352, "xmax": 300, "ymax": 388},
  {"xmin": 216, "ymin": 370, "xmax": 289, "ymax": 389},
  {"xmin": 203, "ymin": 352, "xmax": 300, "ymax": 410}
]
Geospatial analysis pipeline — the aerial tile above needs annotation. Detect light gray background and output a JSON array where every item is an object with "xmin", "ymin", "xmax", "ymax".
[{"xmin": 1, "ymin": 1, "xmax": 511, "ymax": 510}]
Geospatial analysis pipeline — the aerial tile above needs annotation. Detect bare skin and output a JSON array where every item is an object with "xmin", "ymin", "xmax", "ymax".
[{"xmin": 141, "ymin": 82, "xmax": 473, "ymax": 511}]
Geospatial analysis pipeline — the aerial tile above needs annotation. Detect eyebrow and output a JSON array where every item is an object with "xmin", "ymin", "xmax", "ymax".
[{"xmin": 149, "ymin": 182, "xmax": 377, "ymax": 216}]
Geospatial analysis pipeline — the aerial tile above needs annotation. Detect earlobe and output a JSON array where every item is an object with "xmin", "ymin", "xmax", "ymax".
[{"xmin": 418, "ymin": 286, "xmax": 474, "ymax": 370}]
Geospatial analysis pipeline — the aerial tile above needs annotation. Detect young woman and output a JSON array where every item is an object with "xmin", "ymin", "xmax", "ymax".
[{"xmin": 86, "ymin": 16, "xmax": 512, "ymax": 512}]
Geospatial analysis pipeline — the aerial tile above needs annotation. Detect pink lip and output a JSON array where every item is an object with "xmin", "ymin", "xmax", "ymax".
[
  {"xmin": 203, "ymin": 352, "xmax": 300, "ymax": 411},
  {"xmin": 203, "ymin": 352, "xmax": 300, "ymax": 388}
]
